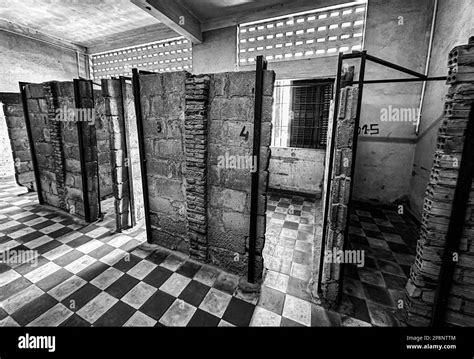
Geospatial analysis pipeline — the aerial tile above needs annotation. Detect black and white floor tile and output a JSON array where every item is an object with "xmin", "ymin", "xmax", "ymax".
[{"xmin": 0, "ymin": 181, "xmax": 418, "ymax": 327}]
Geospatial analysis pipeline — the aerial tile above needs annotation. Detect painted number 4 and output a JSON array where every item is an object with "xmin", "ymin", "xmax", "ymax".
[{"xmin": 240, "ymin": 126, "xmax": 249, "ymax": 141}]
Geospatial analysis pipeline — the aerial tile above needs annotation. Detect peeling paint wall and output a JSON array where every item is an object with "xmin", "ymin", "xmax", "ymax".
[
  {"xmin": 352, "ymin": 0, "xmax": 434, "ymax": 205},
  {"xmin": 269, "ymin": 147, "xmax": 324, "ymax": 196}
]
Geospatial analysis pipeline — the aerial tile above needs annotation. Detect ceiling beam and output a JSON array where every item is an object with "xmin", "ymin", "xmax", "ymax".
[
  {"xmin": 0, "ymin": 19, "xmax": 87, "ymax": 54},
  {"xmin": 131, "ymin": 0, "xmax": 203, "ymax": 44},
  {"xmin": 87, "ymin": 23, "xmax": 179, "ymax": 54},
  {"xmin": 202, "ymin": 0, "xmax": 356, "ymax": 32}
]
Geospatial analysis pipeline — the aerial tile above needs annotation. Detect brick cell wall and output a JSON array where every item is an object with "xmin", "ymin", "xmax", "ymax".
[
  {"xmin": 76, "ymin": 80, "xmax": 99, "ymax": 221},
  {"xmin": 94, "ymin": 90, "xmax": 113, "ymax": 199},
  {"xmin": 102, "ymin": 79, "xmax": 131, "ymax": 231},
  {"xmin": 27, "ymin": 83, "xmax": 59, "ymax": 209},
  {"xmin": 58, "ymin": 82, "xmax": 86, "ymax": 216},
  {"xmin": 25, "ymin": 81, "xmax": 99, "ymax": 220},
  {"xmin": 0, "ymin": 93, "xmax": 34, "ymax": 188},
  {"xmin": 44, "ymin": 82, "xmax": 67, "ymax": 211},
  {"xmin": 138, "ymin": 70, "xmax": 274, "ymax": 280},
  {"xmin": 405, "ymin": 41, "xmax": 474, "ymax": 327},
  {"xmin": 185, "ymin": 74, "xmax": 210, "ymax": 262},
  {"xmin": 140, "ymin": 72, "xmax": 188, "ymax": 251},
  {"xmin": 207, "ymin": 71, "xmax": 274, "ymax": 279},
  {"xmin": 320, "ymin": 86, "xmax": 359, "ymax": 304}
]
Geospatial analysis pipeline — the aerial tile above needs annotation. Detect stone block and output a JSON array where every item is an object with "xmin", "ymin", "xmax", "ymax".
[
  {"xmin": 5, "ymin": 116, "xmax": 26, "ymax": 129},
  {"xmin": 105, "ymin": 97, "xmax": 122, "ymax": 117},
  {"xmin": 58, "ymin": 82, "xmax": 75, "ymax": 98},
  {"xmin": 153, "ymin": 177, "xmax": 185, "ymax": 201},
  {"xmin": 209, "ymin": 97, "xmax": 253, "ymax": 122},
  {"xmin": 162, "ymin": 71, "xmax": 186, "ymax": 94},
  {"xmin": 65, "ymin": 158, "xmax": 81, "ymax": 174},
  {"xmin": 227, "ymin": 71, "xmax": 255, "ymax": 97},
  {"xmin": 151, "ymin": 227, "xmax": 189, "ymax": 254},
  {"xmin": 26, "ymin": 84, "xmax": 45, "ymax": 99},
  {"xmin": 222, "ymin": 211, "xmax": 249, "ymax": 233},
  {"xmin": 65, "ymin": 186, "xmax": 83, "ymax": 201},
  {"xmin": 335, "ymin": 119, "xmax": 355, "ymax": 149},
  {"xmin": 208, "ymin": 246, "xmax": 248, "ymax": 276},
  {"xmin": 262, "ymin": 96, "xmax": 273, "ymax": 123},
  {"xmin": 153, "ymin": 139, "xmax": 184, "ymax": 160},
  {"xmin": 210, "ymin": 187, "xmax": 247, "ymax": 213},
  {"xmin": 263, "ymin": 70, "xmax": 276, "ymax": 97}
]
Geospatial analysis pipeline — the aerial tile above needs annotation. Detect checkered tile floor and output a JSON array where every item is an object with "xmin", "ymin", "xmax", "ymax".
[
  {"xmin": 1, "ymin": 180, "xmax": 400, "ymax": 327},
  {"xmin": 0, "ymin": 181, "xmax": 262, "ymax": 327},
  {"xmin": 336, "ymin": 200, "xmax": 419, "ymax": 327},
  {"xmin": 258, "ymin": 192, "xmax": 374, "ymax": 326},
  {"xmin": 257, "ymin": 192, "xmax": 317, "ymax": 326}
]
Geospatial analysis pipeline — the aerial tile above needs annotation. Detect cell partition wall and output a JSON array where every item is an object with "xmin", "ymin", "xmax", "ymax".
[
  {"xmin": 101, "ymin": 77, "xmax": 146, "ymax": 232},
  {"xmin": 132, "ymin": 59, "xmax": 275, "ymax": 282},
  {"xmin": 409, "ymin": 39, "xmax": 474, "ymax": 328},
  {"xmin": 18, "ymin": 80, "xmax": 100, "ymax": 222},
  {"xmin": 319, "ymin": 40, "xmax": 474, "ymax": 327},
  {"xmin": 94, "ymin": 87, "xmax": 113, "ymax": 201},
  {"xmin": 0, "ymin": 92, "xmax": 35, "ymax": 190}
]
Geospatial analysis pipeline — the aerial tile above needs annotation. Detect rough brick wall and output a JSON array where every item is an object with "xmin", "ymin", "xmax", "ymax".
[
  {"xmin": 185, "ymin": 74, "xmax": 210, "ymax": 261},
  {"xmin": 207, "ymin": 71, "xmax": 274, "ymax": 279},
  {"xmin": 0, "ymin": 93, "xmax": 34, "ymax": 188},
  {"xmin": 321, "ymin": 86, "xmax": 359, "ymax": 304},
  {"xmin": 94, "ymin": 90, "xmax": 113, "ymax": 199},
  {"xmin": 137, "ymin": 70, "xmax": 274, "ymax": 280},
  {"xmin": 76, "ymin": 80, "xmax": 99, "ymax": 221},
  {"xmin": 102, "ymin": 79, "xmax": 131, "ymax": 231},
  {"xmin": 57, "ymin": 82, "xmax": 85, "ymax": 216},
  {"xmin": 25, "ymin": 81, "xmax": 99, "ymax": 221},
  {"xmin": 44, "ymin": 82, "xmax": 67, "ymax": 211},
  {"xmin": 405, "ymin": 40, "xmax": 474, "ymax": 327},
  {"xmin": 140, "ymin": 72, "xmax": 188, "ymax": 251},
  {"xmin": 27, "ymin": 83, "xmax": 59, "ymax": 208}
]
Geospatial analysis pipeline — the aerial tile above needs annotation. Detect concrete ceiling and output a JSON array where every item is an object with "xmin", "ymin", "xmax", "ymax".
[
  {"xmin": 0, "ymin": 0, "xmax": 160, "ymax": 47},
  {"xmin": 0, "ymin": 0, "xmax": 357, "ymax": 51},
  {"xmin": 178, "ymin": 0, "xmax": 300, "ymax": 22},
  {"xmin": 177, "ymin": 0, "xmax": 356, "ymax": 26}
]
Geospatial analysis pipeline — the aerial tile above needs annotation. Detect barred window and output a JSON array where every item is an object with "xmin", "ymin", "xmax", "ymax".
[
  {"xmin": 90, "ymin": 37, "xmax": 193, "ymax": 79},
  {"xmin": 272, "ymin": 79, "xmax": 333, "ymax": 149},
  {"xmin": 238, "ymin": 2, "xmax": 366, "ymax": 65}
]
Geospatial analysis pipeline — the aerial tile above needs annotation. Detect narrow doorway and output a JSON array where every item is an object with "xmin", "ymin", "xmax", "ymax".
[
  {"xmin": 0, "ymin": 101, "xmax": 16, "ymax": 182},
  {"xmin": 260, "ymin": 78, "xmax": 333, "ymax": 325}
]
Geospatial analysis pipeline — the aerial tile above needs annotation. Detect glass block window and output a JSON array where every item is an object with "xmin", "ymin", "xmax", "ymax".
[
  {"xmin": 238, "ymin": 2, "xmax": 366, "ymax": 65},
  {"xmin": 91, "ymin": 37, "xmax": 193, "ymax": 79}
]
